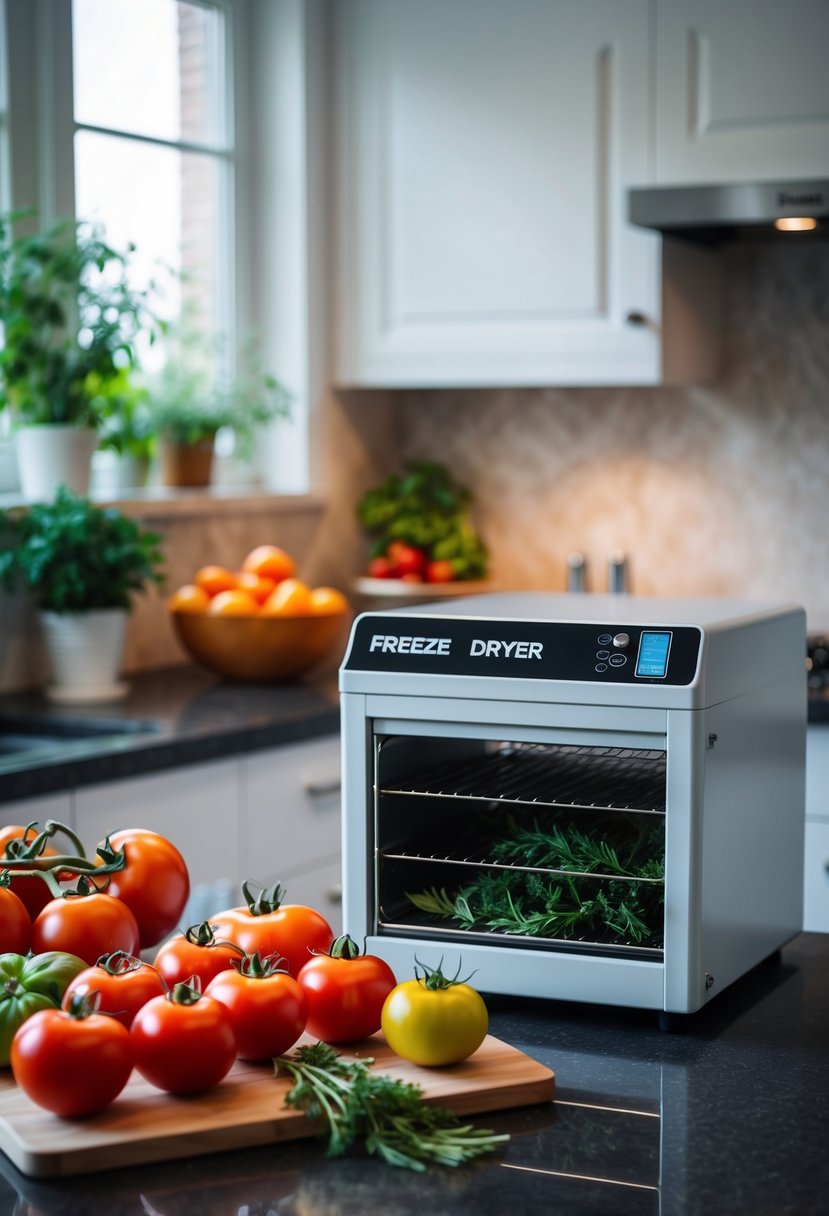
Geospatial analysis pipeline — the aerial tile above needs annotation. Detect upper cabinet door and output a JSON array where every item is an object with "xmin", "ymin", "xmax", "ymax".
[
  {"xmin": 656, "ymin": 0, "xmax": 829, "ymax": 184},
  {"xmin": 334, "ymin": 0, "xmax": 667, "ymax": 387}
]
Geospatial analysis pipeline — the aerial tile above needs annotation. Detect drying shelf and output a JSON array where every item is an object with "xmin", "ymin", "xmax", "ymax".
[
  {"xmin": 380, "ymin": 848, "xmax": 664, "ymax": 886},
  {"xmin": 376, "ymin": 917, "xmax": 665, "ymax": 962},
  {"xmin": 378, "ymin": 743, "xmax": 667, "ymax": 816}
]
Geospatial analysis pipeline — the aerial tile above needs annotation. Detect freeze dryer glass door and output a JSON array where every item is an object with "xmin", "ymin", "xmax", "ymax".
[{"xmin": 374, "ymin": 736, "xmax": 666, "ymax": 962}]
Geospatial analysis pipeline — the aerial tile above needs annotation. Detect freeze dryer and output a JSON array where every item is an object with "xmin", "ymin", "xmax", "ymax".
[{"xmin": 338, "ymin": 593, "xmax": 806, "ymax": 1018}]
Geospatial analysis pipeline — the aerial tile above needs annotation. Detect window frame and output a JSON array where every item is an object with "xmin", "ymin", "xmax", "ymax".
[{"xmin": 0, "ymin": 0, "xmax": 320, "ymax": 498}]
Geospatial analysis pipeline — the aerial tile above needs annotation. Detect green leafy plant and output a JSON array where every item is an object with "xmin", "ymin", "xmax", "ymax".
[
  {"xmin": 0, "ymin": 210, "xmax": 155, "ymax": 429},
  {"xmin": 0, "ymin": 486, "xmax": 164, "ymax": 613},
  {"xmin": 275, "ymin": 1040, "xmax": 508, "ymax": 1171},
  {"xmin": 357, "ymin": 461, "xmax": 488, "ymax": 580},
  {"xmin": 145, "ymin": 327, "xmax": 291, "ymax": 462}
]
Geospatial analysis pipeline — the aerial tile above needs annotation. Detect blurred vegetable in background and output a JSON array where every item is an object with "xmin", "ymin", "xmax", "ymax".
[{"xmin": 357, "ymin": 462, "xmax": 488, "ymax": 582}]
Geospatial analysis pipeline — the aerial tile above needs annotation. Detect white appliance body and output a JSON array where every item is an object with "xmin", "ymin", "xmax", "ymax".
[{"xmin": 339, "ymin": 594, "xmax": 806, "ymax": 1014}]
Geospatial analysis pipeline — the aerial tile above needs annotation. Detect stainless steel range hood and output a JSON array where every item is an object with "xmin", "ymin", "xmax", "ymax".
[{"xmin": 628, "ymin": 179, "xmax": 829, "ymax": 244}]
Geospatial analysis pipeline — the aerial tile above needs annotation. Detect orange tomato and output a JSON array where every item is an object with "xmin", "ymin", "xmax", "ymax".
[
  {"xmin": 241, "ymin": 545, "xmax": 296, "ymax": 584},
  {"xmin": 167, "ymin": 584, "xmax": 210, "ymax": 614},
  {"xmin": 236, "ymin": 571, "xmax": 277, "ymax": 604},
  {"xmin": 261, "ymin": 577, "xmax": 312, "ymax": 616},
  {"xmin": 194, "ymin": 565, "xmax": 238, "ymax": 598},
  {"xmin": 308, "ymin": 586, "xmax": 349, "ymax": 615},
  {"xmin": 208, "ymin": 589, "xmax": 260, "ymax": 616}
]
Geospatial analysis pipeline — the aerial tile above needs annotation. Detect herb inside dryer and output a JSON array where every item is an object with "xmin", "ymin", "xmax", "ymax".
[{"xmin": 406, "ymin": 818, "xmax": 665, "ymax": 948}]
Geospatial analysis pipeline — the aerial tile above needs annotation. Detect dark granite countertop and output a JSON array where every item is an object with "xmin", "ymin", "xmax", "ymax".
[
  {"xmin": 0, "ymin": 932, "xmax": 826, "ymax": 1215},
  {"xmin": 0, "ymin": 665, "xmax": 340, "ymax": 803}
]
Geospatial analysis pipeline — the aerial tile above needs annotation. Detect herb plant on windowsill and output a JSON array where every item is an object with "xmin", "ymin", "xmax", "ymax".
[
  {"xmin": 0, "ymin": 211, "xmax": 156, "ymax": 502},
  {"xmin": 145, "ymin": 333, "xmax": 292, "ymax": 489},
  {"xmin": 0, "ymin": 486, "xmax": 164, "ymax": 702}
]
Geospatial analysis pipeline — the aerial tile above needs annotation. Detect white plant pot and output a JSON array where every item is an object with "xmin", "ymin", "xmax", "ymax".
[
  {"xmin": 0, "ymin": 440, "xmax": 20, "ymax": 495},
  {"xmin": 14, "ymin": 426, "xmax": 98, "ymax": 502},
  {"xmin": 39, "ymin": 608, "xmax": 129, "ymax": 704}
]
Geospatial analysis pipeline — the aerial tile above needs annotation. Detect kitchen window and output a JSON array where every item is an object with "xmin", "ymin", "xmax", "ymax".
[{"xmin": 0, "ymin": 0, "xmax": 320, "ymax": 497}]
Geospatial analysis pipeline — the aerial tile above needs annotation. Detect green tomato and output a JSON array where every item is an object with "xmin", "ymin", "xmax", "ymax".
[
  {"xmin": 381, "ymin": 975, "xmax": 489, "ymax": 1067},
  {"xmin": 0, "ymin": 951, "xmax": 88, "ymax": 1066}
]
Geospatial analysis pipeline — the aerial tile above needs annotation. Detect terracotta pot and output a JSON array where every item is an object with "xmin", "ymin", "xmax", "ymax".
[{"xmin": 159, "ymin": 437, "xmax": 215, "ymax": 488}]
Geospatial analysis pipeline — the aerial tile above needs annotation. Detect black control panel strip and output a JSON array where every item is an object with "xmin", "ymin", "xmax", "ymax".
[{"xmin": 345, "ymin": 617, "xmax": 702, "ymax": 685}]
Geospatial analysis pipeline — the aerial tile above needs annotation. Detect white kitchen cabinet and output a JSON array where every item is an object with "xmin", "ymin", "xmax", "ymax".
[
  {"xmin": 241, "ymin": 735, "xmax": 342, "ymax": 933},
  {"xmin": 0, "ymin": 791, "xmax": 74, "ymax": 834},
  {"xmin": 334, "ymin": 0, "xmax": 717, "ymax": 388},
  {"xmin": 804, "ymin": 726, "xmax": 829, "ymax": 932},
  {"xmin": 654, "ymin": 0, "xmax": 829, "ymax": 184},
  {"xmin": 73, "ymin": 759, "xmax": 243, "ymax": 926}
]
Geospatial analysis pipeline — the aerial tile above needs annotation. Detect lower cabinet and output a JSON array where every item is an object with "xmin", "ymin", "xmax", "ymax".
[
  {"xmin": 0, "ymin": 734, "xmax": 343, "ymax": 937},
  {"xmin": 804, "ymin": 726, "xmax": 829, "ymax": 933}
]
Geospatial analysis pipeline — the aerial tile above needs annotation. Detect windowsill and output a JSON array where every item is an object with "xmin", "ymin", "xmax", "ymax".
[{"xmin": 0, "ymin": 486, "xmax": 328, "ymax": 519}]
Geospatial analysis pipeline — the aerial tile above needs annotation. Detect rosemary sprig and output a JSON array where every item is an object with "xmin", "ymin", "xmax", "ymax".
[{"xmin": 275, "ymin": 1041, "xmax": 509, "ymax": 1172}]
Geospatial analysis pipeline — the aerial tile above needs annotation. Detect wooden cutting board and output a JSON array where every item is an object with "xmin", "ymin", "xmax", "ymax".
[{"xmin": 0, "ymin": 1032, "xmax": 554, "ymax": 1178}]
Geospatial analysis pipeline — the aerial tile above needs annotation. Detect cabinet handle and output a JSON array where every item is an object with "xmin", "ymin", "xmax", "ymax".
[
  {"xmin": 304, "ymin": 779, "xmax": 341, "ymax": 798},
  {"xmin": 625, "ymin": 310, "xmax": 649, "ymax": 326},
  {"xmin": 327, "ymin": 883, "xmax": 343, "ymax": 904}
]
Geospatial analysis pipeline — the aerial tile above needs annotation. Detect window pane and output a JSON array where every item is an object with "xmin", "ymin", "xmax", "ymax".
[
  {"xmin": 72, "ymin": 0, "xmax": 225, "ymax": 147},
  {"xmin": 75, "ymin": 129, "xmax": 225, "ymax": 360}
]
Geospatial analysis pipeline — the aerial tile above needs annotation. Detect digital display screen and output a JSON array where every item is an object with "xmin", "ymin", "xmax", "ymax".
[{"xmin": 635, "ymin": 631, "xmax": 672, "ymax": 679}]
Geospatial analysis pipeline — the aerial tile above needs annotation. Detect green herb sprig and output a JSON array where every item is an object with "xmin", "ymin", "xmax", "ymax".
[{"xmin": 275, "ymin": 1041, "xmax": 509, "ymax": 1172}]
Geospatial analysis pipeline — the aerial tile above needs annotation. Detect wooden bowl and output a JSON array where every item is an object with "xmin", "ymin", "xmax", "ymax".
[{"xmin": 170, "ymin": 610, "xmax": 347, "ymax": 682}]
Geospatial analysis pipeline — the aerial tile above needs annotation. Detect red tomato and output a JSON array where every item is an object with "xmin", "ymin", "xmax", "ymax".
[
  {"xmin": 297, "ymin": 934, "xmax": 396, "ymax": 1043},
  {"xmin": 93, "ymin": 829, "xmax": 190, "ymax": 949},
  {"xmin": 0, "ymin": 885, "xmax": 31, "ymax": 955},
  {"xmin": 386, "ymin": 541, "xmax": 427, "ymax": 578},
  {"xmin": 62, "ymin": 951, "xmax": 166, "ymax": 1029},
  {"xmin": 204, "ymin": 953, "xmax": 308, "ymax": 1060},
  {"xmin": 11, "ymin": 997, "xmax": 133, "ymax": 1117},
  {"xmin": 32, "ymin": 891, "xmax": 141, "ymax": 965},
  {"xmin": 153, "ymin": 922, "xmax": 244, "ymax": 989},
  {"xmin": 210, "ymin": 883, "xmax": 334, "ymax": 978},
  {"xmin": 367, "ymin": 556, "xmax": 396, "ymax": 579},
  {"xmin": 0, "ymin": 825, "xmax": 61, "ymax": 920},
  {"xmin": 130, "ymin": 984, "xmax": 237, "ymax": 1094},
  {"xmin": 425, "ymin": 560, "xmax": 456, "ymax": 584}
]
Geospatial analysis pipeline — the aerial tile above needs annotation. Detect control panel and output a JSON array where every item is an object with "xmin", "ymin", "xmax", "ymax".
[{"xmin": 346, "ymin": 617, "xmax": 701, "ymax": 685}]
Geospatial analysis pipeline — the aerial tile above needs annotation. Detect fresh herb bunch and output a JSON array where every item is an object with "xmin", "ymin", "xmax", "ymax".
[
  {"xmin": 0, "ymin": 486, "xmax": 164, "ymax": 613},
  {"xmin": 357, "ymin": 462, "xmax": 488, "ymax": 580},
  {"xmin": 0, "ymin": 210, "xmax": 155, "ymax": 428},
  {"xmin": 489, "ymin": 816, "xmax": 665, "ymax": 880},
  {"xmin": 276, "ymin": 1040, "xmax": 508, "ymax": 1171}
]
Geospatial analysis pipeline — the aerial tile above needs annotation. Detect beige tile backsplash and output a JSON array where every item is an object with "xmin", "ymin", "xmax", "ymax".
[
  {"xmin": 1, "ymin": 241, "xmax": 826, "ymax": 693},
  {"xmin": 397, "ymin": 243, "xmax": 829, "ymax": 628}
]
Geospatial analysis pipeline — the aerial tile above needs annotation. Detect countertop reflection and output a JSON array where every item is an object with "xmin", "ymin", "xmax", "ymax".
[{"xmin": 1, "ymin": 934, "xmax": 827, "ymax": 1216}]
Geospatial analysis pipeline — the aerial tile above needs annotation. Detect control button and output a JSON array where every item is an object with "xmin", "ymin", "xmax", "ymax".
[
  {"xmin": 612, "ymin": 632, "xmax": 630, "ymax": 648},
  {"xmin": 609, "ymin": 653, "xmax": 627, "ymax": 667},
  {"xmin": 596, "ymin": 650, "xmax": 609, "ymax": 660},
  {"xmin": 595, "ymin": 662, "xmax": 608, "ymax": 672},
  {"xmin": 598, "ymin": 633, "xmax": 612, "ymax": 645}
]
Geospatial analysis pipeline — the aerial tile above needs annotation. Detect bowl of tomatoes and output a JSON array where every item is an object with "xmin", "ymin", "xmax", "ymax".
[{"xmin": 168, "ymin": 545, "xmax": 350, "ymax": 682}]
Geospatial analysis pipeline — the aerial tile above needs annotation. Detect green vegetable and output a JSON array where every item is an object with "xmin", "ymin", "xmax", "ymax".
[
  {"xmin": 275, "ymin": 1040, "xmax": 508, "ymax": 1171},
  {"xmin": 357, "ymin": 462, "xmax": 488, "ymax": 580},
  {"xmin": 0, "ymin": 951, "xmax": 88, "ymax": 1065}
]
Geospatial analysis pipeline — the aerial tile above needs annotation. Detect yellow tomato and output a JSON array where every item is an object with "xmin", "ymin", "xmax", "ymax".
[{"xmin": 381, "ymin": 966, "xmax": 488, "ymax": 1067}]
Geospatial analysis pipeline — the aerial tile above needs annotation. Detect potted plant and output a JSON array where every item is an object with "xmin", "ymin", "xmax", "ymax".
[
  {"xmin": 93, "ymin": 369, "xmax": 157, "ymax": 493},
  {"xmin": 0, "ymin": 486, "xmax": 164, "ymax": 702},
  {"xmin": 0, "ymin": 210, "xmax": 154, "ymax": 501},
  {"xmin": 145, "ymin": 331, "xmax": 292, "ymax": 488}
]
